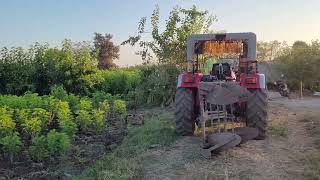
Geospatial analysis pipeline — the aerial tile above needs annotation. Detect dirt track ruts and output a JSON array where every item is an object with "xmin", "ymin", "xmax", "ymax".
[{"xmin": 141, "ymin": 92, "xmax": 320, "ymax": 180}]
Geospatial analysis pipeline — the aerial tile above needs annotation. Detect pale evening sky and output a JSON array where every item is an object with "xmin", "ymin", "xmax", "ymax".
[{"xmin": 1, "ymin": 0, "xmax": 320, "ymax": 66}]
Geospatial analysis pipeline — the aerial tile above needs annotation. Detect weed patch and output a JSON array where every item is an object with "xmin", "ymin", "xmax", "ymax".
[
  {"xmin": 268, "ymin": 123, "xmax": 289, "ymax": 137},
  {"xmin": 302, "ymin": 112, "xmax": 320, "ymax": 179},
  {"xmin": 78, "ymin": 108, "xmax": 178, "ymax": 180}
]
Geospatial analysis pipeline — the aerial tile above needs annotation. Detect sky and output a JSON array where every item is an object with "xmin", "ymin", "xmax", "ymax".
[{"xmin": 1, "ymin": 0, "xmax": 320, "ymax": 66}]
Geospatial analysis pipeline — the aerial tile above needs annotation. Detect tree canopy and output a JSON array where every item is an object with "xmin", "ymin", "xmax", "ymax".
[
  {"xmin": 93, "ymin": 33, "xmax": 120, "ymax": 69},
  {"xmin": 278, "ymin": 40, "xmax": 320, "ymax": 90},
  {"xmin": 122, "ymin": 5, "xmax": 217, "ymax": 64}
]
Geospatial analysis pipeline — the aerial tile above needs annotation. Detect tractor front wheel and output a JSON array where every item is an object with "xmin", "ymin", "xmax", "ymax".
[
  {"xmin": 246, "ymin": 89, "xmax": 268, "ymax": 139},
  {"xmin": 175, "ymin": 88, "xmax": 195, "ymax": 136}
]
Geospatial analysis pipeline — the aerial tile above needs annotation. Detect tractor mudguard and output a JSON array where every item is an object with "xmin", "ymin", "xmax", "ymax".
[
  {"xmin": 177, "ymin": 73, "xmax": 202, "ymax": 88},
  {"xmin": 240, "ymin": 73, "xmax": 265, "ymax": 89}
]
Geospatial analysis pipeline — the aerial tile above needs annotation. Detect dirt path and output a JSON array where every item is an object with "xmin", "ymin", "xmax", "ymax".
[{"xmin": 141, "ymin": 93, "xmax": 320, "ymax": 180}]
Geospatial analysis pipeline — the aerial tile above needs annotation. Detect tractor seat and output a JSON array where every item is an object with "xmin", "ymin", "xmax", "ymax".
[{"xmin": 210, "ymin": 63, "xmax": 232, "ymax": 80}]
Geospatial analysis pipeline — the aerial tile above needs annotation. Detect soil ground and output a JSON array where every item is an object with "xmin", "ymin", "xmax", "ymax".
[{"xmin": 141, "ymin": 92, "xmax": 320, "ymax": 180}]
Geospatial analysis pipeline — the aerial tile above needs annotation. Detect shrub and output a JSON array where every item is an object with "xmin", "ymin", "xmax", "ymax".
[
  {"xmin": 0, "ymin": 133, "xmax": 22, "ymax": 162},
  {"xmin": 113, "ymin": 100, "xmax": 127, "ymax": 119},
  {"xmin": 77, "ymin": 110, "xmax": 91, "ymax": 131},
  {"xmin": 94, "ymin": 70, "xmax": 140, "ymax": 96},
  {"xmin": 50, "ymin": 86, "xmax": 80, "ymax": 111},
  {"xmin": 78, "ymin": 99, "xmax": 93, "ymax": 111},
  {"xmin": 15, "ymin": 108, "xmax": 31, "ymax": 124},
  {"xmin": 76, "ymin": 100, "xmax": 93, "ymax": 130},
  {"xmin": 31, "ymin": 108, "xmax": 51, "ymax": 129},
  {"xmin": 22, "ymin": 117, "xmax": 42, "ymax": 136},
  {"xmin": 0, "ymin": 107, "xmax": 16, "ymax": 136},
  {"xmin": 55, "ymin": 101, "xmax": 77, "ymax": 136},
  {"xmin": 50, "ymin": 85, "xmax": 68, "ymax": 100},
  {"xmin": 91, "ymin": 109, "xmax": 105, "ymax": 132},
  {"xmin": 47, "ymin": 130, "xmax": 71, "ymax": 158},
  {"xmin": 99, "ymin": 100, "xmax": 110, "ymax": 114},
  {"xmin": 29, "ymin": 135, "xmax": 49, "ymax": 162},
  {"xmin": 91, "ymin": 91, "xmax": 114, "ymax": 107},
  {"xmin": 133, "ymin": 64, "xmax": 179, "ymax": 106}
]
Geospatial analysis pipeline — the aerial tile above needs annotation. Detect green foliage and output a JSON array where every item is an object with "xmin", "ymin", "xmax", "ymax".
[
  {"xmin": 0, "ymin": 107, "xmax": 16, "ymax": 136},
  {"xmin": 15, "ymin": 108, "xmax": 31, "ymax": 124},
  {"xmin": 131, "ymin": 64, "xmax": 180, "ymax": 106},
  {"xmin": 91, "ymin": 109, "xmax": 105, "ymax": 132},
  {"xmin": 0, "ymin": 90, "xmax": 127, "ymax": 164},
  {"xmin": 0, "ymin": 133, "xmax": 22, "ymax": 162},
  {"xmin": 123, "ymin": 5, "xmax": 216, "ymax": 64},
  {"xmin": 21, "ymin": 108, "xmax": 50, "ymax": 136},
  {"xmin": 278, "ymin": 40, "xmax": 320, "ymax": 91},
  {"xmin": 76, "ymin": 99, "xmax": 93, "ymax": 131},
  {"xmin": 84, "ymin": 69, "xmax": 140, "ymax": 97},
  {"xmin": 0, "ymin": 40, "xmax": 99, "ymax": 96},
  {"xmin": 47, "ymin": 130, "xmax": 71, "ymax": 158},
  {"xmin": 79, "ymin": 109, "xmax": 177, "ymax": 180},
  {"xmin": 29, "ymin": 135, "xmax": 49, "ymax": 162},
  {"xmin": 93, "ymin": 33, "xmax": 120, "ymax": 69},
  {"xmin": 92, "ymin": 91, "xmax": 115, "ymax": 107},
  {"xmin": 22, "ymin": 117, "xmax": 42, "ymax": 136},
  {"xmin": 99, "ymin": 100, "xmax": 110, "ymax": 114},
  {"xmin": 32, "ymin": 108, "xmax": 51, "ymax": 129},
  {"xmin": 113, "ymin": 100, "xmax": 127, "ymax": 119},
  {"xmin": 268, "ymin": 125, "xmax": 289, "ymax": 137},
  {"xmin": 50, "ymin": 85, "xmax": 80, "ymax": 112},
  {"xmin": 257, "ymin": 41, "xmax": 289, "ymax": 61},
  {"xmin": 55, "ymin": 101, "xmax": 77, "ymax": 136}
]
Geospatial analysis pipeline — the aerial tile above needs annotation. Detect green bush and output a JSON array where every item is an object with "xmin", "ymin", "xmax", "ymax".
[
  {"xmin": 55, "ymin": 101, "xmax": 77, "ymax": 136},
  {"xmin": 0, "ymin": 133, "xmax": 22, "ymax": 162},
  {"xmin": 47, "ymin": 130, "xmax": 71, "ymax": 158},
  {"xmin": 50, "ymin": 85, "xmax": 80, "ymax": 111},
  {"xmin": 133, "ymin": 64, "xmax": 180, "ymax": 106},
  {"xmin": 99, "ymin": 100, "xmax": 110, "ymax": 114},
  {"xmin": 91, "ymin": 91, "xmax": 114, "ymax": 107},
  {"xmin": 91, "ymin": 109, "xmax": 105, "ymax": 132},
  {"xmin": 113, "ymin": 100, "xmax": 127, "ymax": 119},
  {"xmin": 31, "ymin": 108, "xmax": 51, "ymax": 129},
  {"xmin": 22, "ymin": 117, "xmax": 42, "ymax": 136},
  {"xmin": 29, "ymin": 135, "xmax": 49, "ymax": 162},
  {"xmin": 15, "ymin": 108, "xmax": 31, "ymax": 124},
  {"xmin": 93, "ymin": 69, "xmax": 139, "ymax": 96},
  {"xmin": 76, "ymin": 99, "xmax": 93, "ymax": 131},
  {"xmin": 0, "ymin": 107, "xmax": 16, "ymax": 136}
]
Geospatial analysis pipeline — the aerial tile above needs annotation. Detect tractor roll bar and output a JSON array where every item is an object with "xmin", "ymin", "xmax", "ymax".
[{"xmin": 186, "ymin": 32, "xmax": 257, "ymax": 62}]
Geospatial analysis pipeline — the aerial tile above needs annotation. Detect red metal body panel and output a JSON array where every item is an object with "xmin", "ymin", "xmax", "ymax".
[
  {"xmin": 179, "ymin": 73, "xmax": 202, "ymax": 88},
  {"xmin": 240, "ymin": 73, "xmax": 260, "ymax": 89}
]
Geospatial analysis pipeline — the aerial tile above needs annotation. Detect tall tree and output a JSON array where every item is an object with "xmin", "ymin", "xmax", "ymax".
[
  {"xmin": 257, "ymin": 40, "xmax": 289, "ymax": 61},
  {"xmin": 93, "ymin": 33, "xmax": 120, "ymax": 69},
  {"xmin": 292, "ymin": 40, "xmax": 308, "ymax": 50},
  {"xmin": 122, "ymin": 5, "xmax": 216, "ymax": 64},
  {"xmin": 279, "ymin": 40, "xmax": 320, "ymax": 90}
]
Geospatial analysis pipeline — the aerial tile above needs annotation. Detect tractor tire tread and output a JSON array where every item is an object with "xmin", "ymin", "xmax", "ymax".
[
  {"xmin": 175, "ymin": 88, "xmax": 195, "ymax": 136},
  {"xmin": 247, "ymin": 89, "xmax": 268, "ymax": 140}
]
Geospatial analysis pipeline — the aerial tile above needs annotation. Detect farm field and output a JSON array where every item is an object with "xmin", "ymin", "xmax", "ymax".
[{"xmin": 1, "ymin": 1, "xmax": 320, "ymax": 180}]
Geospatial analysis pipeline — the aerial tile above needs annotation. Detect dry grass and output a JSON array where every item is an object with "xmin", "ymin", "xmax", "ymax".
[{"xmin": 300, "ymin": 112, "xmax": 320, "ymax": 179}]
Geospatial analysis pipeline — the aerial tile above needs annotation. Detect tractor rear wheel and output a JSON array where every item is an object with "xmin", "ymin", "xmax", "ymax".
[
  {"xmin": 246, "ymin": 89, "xmax": 268, "ymax": 139},
  {"xmin": 175, "ymin": 88, "xmax": 195, "ymax": 136}
]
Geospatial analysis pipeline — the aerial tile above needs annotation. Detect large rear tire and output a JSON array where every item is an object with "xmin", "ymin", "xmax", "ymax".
[
  {"xmin": 246, "ymin": 89, "xmax": 268, "ymax": 140},
  {"xmin": 175, "ymin": 88, "xmax": 195, "ymax": 136}
]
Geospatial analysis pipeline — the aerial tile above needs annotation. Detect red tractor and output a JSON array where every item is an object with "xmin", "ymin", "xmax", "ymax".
[{"xmin": 175, "ymin": 32, "xmax": 267, "ymax": 141}]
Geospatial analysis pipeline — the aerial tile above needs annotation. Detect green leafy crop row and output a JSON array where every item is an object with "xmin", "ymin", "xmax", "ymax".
[{"xmin": 0, "ymin": 88, "xmax": 127, "ymax": 163}]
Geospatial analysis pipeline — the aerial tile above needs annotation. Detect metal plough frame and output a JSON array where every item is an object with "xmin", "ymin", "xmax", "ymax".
[{"xmin": 198, "ymin": 82, "xmax": 238, "ymax": 144}]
